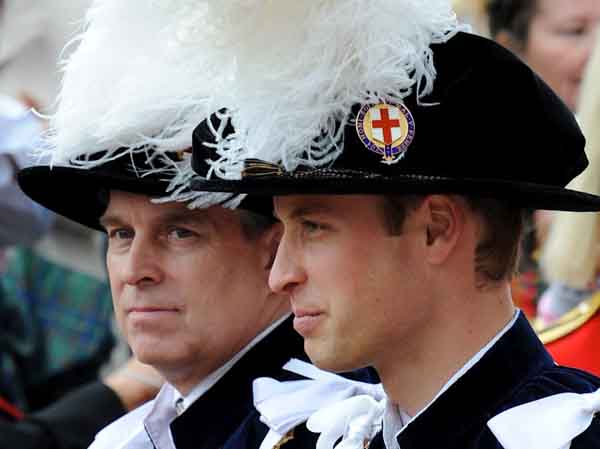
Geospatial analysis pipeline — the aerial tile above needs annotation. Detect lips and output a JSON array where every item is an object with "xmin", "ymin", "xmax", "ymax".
[
  {"xmin": 125, "ymin": 306, "xmax": 181, "ymax": 324},
  {"xmin": 292, "ymin": 307, "xmax": 324, "ymax": 336},
  {"xmin": 126, "ymin": 306, "xmax": 180, "ymax": 314}
]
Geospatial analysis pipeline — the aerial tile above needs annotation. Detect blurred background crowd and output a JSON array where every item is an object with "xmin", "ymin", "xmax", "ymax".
[
  {"xmin": 0, "ymin": 0, "xmax": 117, "ymax": 415},
  {"xmin": 0, "ymin": 0, "xmax": 599, "ymax": 447}
]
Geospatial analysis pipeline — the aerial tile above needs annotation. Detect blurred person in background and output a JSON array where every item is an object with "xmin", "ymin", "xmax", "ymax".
[
  {"xmin": 1, "ymin": 4, "xmax": 162, "ymax": 448},
  {"xmin": 0, "ymin": 356, "xmax": 162, "ymax": 449},
  {"xmin": 0, "ymin": 0, "xmax": 118, "ymax": 414},
  {"xmin": 487, "ymin": 0, "xmax": 600, "ymax": 111},
  {"xmin": 0, "ymin": 81, "xmax": 55, "ymax": 415},
  {"xmin": 486, "ymin": 0, "xmax": 600, "ymax": 319},
  {"xmin": 1, "ymin": 0, "xmax": 55, "ymax": 414},
  {"xmin": 534, "ymin": 31, "xmax": 600, "ymax": 375},
  {"xmin": 0, "ymin": 94, "xmax": 53, "ymax": 259}
]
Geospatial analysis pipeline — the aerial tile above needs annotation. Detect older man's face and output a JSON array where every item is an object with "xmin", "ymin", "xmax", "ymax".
[{"xmin": 101, "ymin": 190, "xmax": 288, "ymax": 392}]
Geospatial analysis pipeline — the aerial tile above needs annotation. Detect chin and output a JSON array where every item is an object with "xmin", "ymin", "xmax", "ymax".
[
  {"xmin": 130, "ymin": 341, "xmax": 175, "ymax": 367},
  {"xmin": 305, "ymin": 341, "xmax": 363, "ymax": 373},
  {"xmin": 131, "ymin": 347, "xmax": 160, "ymax": 365}
]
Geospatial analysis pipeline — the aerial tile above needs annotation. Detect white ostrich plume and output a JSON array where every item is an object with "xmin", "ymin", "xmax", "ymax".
[
  {"xmin": 175, "ymin": 0, "xmax": 467, "ymax": 180},
  {"xmin": 42, "ymin": 0, "xmax": 465, "ymax": 207},
  {"xmin": 45, "ymin": 1, "xmax": 214, "ymax": 165},
  {"xmin": 40, "ymin": 0, "xmax": 226, "ymax": 206}
]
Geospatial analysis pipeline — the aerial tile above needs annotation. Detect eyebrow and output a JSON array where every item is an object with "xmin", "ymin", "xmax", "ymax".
[
  {"xmin": 99, "ymin": 209, "xmax": 212, "ymax": 229},
  {"xmin": 98, "ymin": 214, "xmax": 125, "ymax": 229},
  {"xmin": 275, "ymin": 203, "xmax": 334, "ymax": 221},
  {"xmin": 156, "ymin": 210, "xmax": 212, "ymax": 227}
]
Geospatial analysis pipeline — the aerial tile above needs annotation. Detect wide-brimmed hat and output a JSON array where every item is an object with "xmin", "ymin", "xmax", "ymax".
[
  {"xmin": 16, "ymin": 0, "xmax": 274, "ymax": 230},
  {"xmin": 18, "ymin": 151, "xmax": 272, "ymax": 232},
  {"xmin": 190, "ymin": 32, "xmax": 600, "ymax": 212}
]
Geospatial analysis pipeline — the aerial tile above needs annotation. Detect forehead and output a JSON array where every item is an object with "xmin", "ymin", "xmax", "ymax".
[
  {"xmin": 274, "ymin": 195, "xmax": 382, "ymax": 220},
  {"xmin": 101, "ymin": 190, "xmax": 238, "ymax": 228},
  {"xmin": 536, "ymin": 0, "xmax": 600, "ymax": 20}
]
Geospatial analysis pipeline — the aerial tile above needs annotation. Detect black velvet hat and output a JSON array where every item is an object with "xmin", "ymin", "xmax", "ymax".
[
  {"xmin": 18, "ymin": 152, "xmax": 273, "ymax": 232},
  {"xmin": 190, "ymin": 32, "xmax": 600, "ymax": 212}
]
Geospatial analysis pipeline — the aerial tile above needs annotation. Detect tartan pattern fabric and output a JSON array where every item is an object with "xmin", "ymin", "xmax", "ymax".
[{"xmin": 0, "ymin": 247, "xmax": 114, "ymax": 410}]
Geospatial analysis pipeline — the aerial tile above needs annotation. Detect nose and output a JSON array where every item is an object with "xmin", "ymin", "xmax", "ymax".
[
  {"xmin": 118, "ymin": 236, "xmax": 164, "ymax": 287},
  {"xmin": 268, "ymin": 232, "xmax": 307, "ymax": 295}
]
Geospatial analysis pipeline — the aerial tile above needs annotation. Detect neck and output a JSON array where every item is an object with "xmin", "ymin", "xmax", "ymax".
[
  {"xmin": 164, "ymin": 308, "xmax": 290, "ymax": 395},
  {"xmin": 376, "ymin": 283, "xmax": 515, "ymax": 416},
  {"xmin": 162, "ymin": 359, "xmax": 222, "ymax": 396}
]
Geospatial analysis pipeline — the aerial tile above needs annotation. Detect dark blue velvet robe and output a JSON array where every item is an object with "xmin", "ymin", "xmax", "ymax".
[
  {"xmin": 366, "ymin": 313, "xmax": 600, "ymax": 449},
  {"xmin": 170, "ymin": 315, "xmax": 377, "ymax": 449}
]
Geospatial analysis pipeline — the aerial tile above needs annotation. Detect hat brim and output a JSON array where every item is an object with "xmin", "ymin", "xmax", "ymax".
[
  {"xmin": 18, "ymin": 165, "xmax": 169, "ymax": 232},
  {"xmin": 191, "ymin": 175, "xmax": 600, "ymax": 212},
  {"xmin": 18, "ymin": 166, "xmax": 276, "ymax": 231}
]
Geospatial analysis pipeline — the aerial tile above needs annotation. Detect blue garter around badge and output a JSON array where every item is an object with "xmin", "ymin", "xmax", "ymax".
[{"xmin": 355, "ymin": 103, "xmax": 415, "ymax": 164}]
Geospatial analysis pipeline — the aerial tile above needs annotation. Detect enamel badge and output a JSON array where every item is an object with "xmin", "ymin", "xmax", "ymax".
[{"xmin": 355, "ymin": 103, "xmax": 415, "ymax": 164}]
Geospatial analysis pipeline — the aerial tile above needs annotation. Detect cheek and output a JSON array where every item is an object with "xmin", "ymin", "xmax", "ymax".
[
  {"xmin": 525, "ymin": 29, "xmax": 582, "ymax": 76},
  {"xmin": 326, "ymin": 239, "xmax": 399, "ymax": 311},
  {"xmin": 107, "ymin": 270, "xmax": 124, "ymax": 320},
  {"xmin": 111, "ymin": 295, "xmax": 129, "ymax": 341},
  {"xmin": 177, "ymin": 263, "xmax": 238, "ymax": 329},
  {"xmin": 525, "ymin": 39, "xmax": 561, "ymax": 73},
  {"xmin": 106, "ymin": 253, "xmax": 124, "ymax": 292}
]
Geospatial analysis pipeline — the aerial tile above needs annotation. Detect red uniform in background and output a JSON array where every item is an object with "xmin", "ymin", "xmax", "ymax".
[{"xmin": 538, "ymin": 293, "xmax": 600, "ymax": 376}]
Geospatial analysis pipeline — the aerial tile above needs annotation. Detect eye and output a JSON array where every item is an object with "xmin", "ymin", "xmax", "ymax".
[
  {"xmin": 167, "ymin": 227, "xmax": 197, "ymax": 240},
  {"xmin": 108, "ymin": 228, "xmax": 134, "ymax": 240},
  {"xmin": 301, "ymin": 219, "xmax": 328, "ymax": 236},
  {"xmin": 558, "ymin": 25, "xmax": 586, "ymax": 37}
]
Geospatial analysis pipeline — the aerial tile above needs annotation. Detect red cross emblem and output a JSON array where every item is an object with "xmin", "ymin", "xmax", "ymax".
[
  {"xmin": 355, "ymin": 102, "xmax": 415, "ymax": 164},
  {"xmin": 371, "ymin": 106, "xmax": 402, "ymax": 145}
]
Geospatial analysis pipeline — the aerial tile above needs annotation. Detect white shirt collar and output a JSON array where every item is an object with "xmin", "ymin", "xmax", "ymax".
[
  {"xmin": 383, "ymin": 310, "xmax": 520, "ymax": 449},
  {"xmin": 172, "ymin": 313, "xmax": 291, "ymax": 414}
]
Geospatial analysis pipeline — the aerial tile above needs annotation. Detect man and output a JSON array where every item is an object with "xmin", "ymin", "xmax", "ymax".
[
  {"xmin": 190, "ymin": 16, "xmax": 600, "ymax": 449},
  {"xmin": 19, "ymin": 151, "xmax": 310, "ymax": 449},
  {"xmin": 17, "ymin": 1, "xmax": 377, "ymax": 448}
]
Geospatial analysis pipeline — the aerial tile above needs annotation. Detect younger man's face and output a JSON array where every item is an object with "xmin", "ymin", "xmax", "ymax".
[{"xmin": 270, "ymin": 194, "xmax": 432, "ymax": 373}]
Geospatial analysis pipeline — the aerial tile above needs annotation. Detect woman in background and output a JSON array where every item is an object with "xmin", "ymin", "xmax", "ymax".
[
  {"xmin": 486, "ymin": 0, "xmax": 600, "ymax": 321},
  {"xmin": 533, "ymin": 30, "xmax": 600, "ymax": 376},
  {"xmin": 487, "ymin": 0, "xmax": 600, "ymax": 111}
]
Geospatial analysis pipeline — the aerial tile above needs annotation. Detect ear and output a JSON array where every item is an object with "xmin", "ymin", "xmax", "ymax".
[
  {"xmin": 260, "ymin": 221, "xmax": 283, "ymax": 271},
  {"xmin": 421, "ymin": 195, "xmax": 465, "ymax": 265}
]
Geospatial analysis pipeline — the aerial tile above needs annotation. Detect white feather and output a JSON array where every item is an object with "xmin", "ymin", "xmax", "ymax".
[
  {"xmin": 42, "ymin": 0, "xmax": 465, "ymax": 207},
  {"xmin": 178, "ymin": 0, "xmax": 466, "ymax": 179}
]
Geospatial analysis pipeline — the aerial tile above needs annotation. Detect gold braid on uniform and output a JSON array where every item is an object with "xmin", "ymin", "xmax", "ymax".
[
  {"xmin": 537, "ymin": 291, "xmax": 600, "ymax": 344},
  {"xmin": 273, "ymin": 429, "xmax": 295, "ymax": 449}
]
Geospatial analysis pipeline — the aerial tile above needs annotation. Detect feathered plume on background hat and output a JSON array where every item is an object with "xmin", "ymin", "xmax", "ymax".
[
  {"xmin": 37, "ymin": 0, "xmax": 231, "ymax": 208},
  {"xmin": 44, "ymin": 0, "xmax": 212, "ymax": 161},
  {"xmin": 540, "ymin": 32, "xmax": 600, "ymax": 288},
  {"xmin": 38, "ymin": 0, "xmax": 463, "ymax": 209}
]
